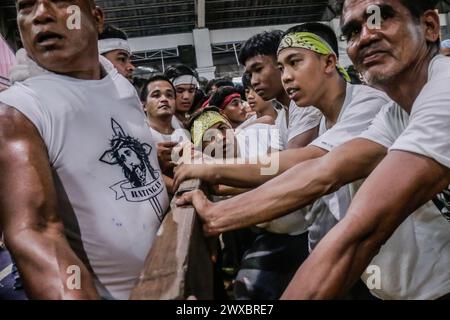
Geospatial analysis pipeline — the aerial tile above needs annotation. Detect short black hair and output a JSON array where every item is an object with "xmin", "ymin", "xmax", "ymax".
[
  {"xmin": 242, "ymin": 72, "xmax": 252, "ymax": 90},
  {"xmin": 140, "ymin": 74, "xmax": 175, "ymax": 102},
  {"xmin": 284, "ymin": 22, "xmax": 339, "ymax": 58},
  {"xmin": 214, "ymin": 78, "xmax": 235, "ymax": 89},
  {"xmin": 238, "ymin": 30, "xmax": 284, "ymax": 65},
  {"xmin": 208, "ymin": 86, "xmax": 240, "ymax": 109},
  {"xmin": 190, "ymin": 90, "xmax": 208, "ymax": 114},
  {"xmin": 99, "ymin": 24, "xmax": 128, "ymax": 40},
  {"xmin": 164, "ymin": 64, "xmax": 199, "ymax": 82},
  {"xmin": 205, "ymin": 79, "xmax": 217, "ymax": 94}
]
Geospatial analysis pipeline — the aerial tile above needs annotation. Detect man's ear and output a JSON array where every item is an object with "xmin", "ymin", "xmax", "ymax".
[
  {"xmin": 421, "ymin": 10, "xmax": 440, "ymax": 44},
  {"xmin": 93, "ymin": 6, "xmax": 105, "ymax": 34}
]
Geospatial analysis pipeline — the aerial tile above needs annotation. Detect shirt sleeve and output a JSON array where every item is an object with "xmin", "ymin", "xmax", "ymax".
[
  {"xmin": 0, "ymin": 83, "xmax": 49, "ymax": 143},
  {"xmin": 390, "ymin": 74, "xmax": 450, "ymax": 169},
  {"xmin": 311, "ymin": 86, "xmax": 391, "ymax": 151},
  {"xmin": 357, "ymin": 102, "xmax": 408, "ymax": 149},
  {"xmin": 287, "ymin": 103, "xmax": 322, "ymax": 142}
]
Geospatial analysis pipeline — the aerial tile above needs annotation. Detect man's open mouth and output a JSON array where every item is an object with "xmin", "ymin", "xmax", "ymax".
[{"xmin": 35, "ymin": 31, "xmax": 64, "ymax": 46}]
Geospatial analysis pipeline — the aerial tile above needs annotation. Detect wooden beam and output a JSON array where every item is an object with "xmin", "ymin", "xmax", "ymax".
[{"xmin": 130, "ymin": 179, "xmax": 214, "ymax": 300}]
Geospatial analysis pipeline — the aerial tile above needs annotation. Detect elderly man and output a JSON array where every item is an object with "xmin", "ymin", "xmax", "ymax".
[
  {"xmin": 282, "ymin": 0, "xmax": 450, "ymax": 299},
  {"xmin": 0, "ymin": 0, "xmax": 169, "ymax": 299}
]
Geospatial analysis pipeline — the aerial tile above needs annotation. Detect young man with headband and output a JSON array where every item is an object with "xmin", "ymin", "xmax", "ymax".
[
  {"xmin": 98, "ymin": 24, "xmax": 135, "ymax": 83},
  {"xmin": 237, "ymin": 30, "xmax": 322, "ymax": 150},
  {"xmin": 164, "ymin": 64, "xmax": 200, "ymax": 129}
]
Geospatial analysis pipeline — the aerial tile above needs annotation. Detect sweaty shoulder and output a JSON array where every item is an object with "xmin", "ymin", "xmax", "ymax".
[
  {"xmin": 0, "ymin": 102, "xmax": 42, "ymax": 141},
  {"xmin": 0, "ymin": 83, "xmax": 47, "ymax": 140}
]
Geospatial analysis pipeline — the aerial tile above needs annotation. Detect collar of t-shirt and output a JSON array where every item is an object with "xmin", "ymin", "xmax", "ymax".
[
  {"xmin": 318, "ymin": 83, "xmax": 354, "ymax": 135},
  {"xmin": 9, "ymin": 48, "xmax": 115, "ymax": 83}
]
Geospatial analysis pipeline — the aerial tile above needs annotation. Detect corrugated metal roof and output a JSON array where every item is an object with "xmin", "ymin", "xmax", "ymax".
[{"xmin": 0, "ymin": 0, "xmax": 339, "ymax": 44}]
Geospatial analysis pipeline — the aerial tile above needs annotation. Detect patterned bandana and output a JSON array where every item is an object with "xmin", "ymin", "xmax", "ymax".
[
  {"xmin": 190, "ymin": 110, "xmax": 230, "ymax": 147},
  {"xmin": 278, "ymin": 32, "xmax": 351, "ymax": 82}
]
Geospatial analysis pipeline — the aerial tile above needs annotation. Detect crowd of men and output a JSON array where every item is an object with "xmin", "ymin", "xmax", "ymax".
[{"xmin": 0, "ymin": 0, "xmax": 450, "ymax": 300}]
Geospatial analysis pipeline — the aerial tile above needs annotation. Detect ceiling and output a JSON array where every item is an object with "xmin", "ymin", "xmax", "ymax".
[
  {"xmin": 0, "ymin": 0, "xmax": 338, "ymax": 47},
  {"xmin": 1, "ymin": 0, "xmax": 449, "ymax": 48}
]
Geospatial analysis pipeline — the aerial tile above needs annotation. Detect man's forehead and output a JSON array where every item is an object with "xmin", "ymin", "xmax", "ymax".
[
  {"xmin": 245, "ymin": 55, "xmax": 275, "ymax": 70},
  {"xmin": 149, "ymin": 81, "xmax": 174, "ymax": 91},
  {"xmin": 175, "ymin": 84, "xmax": 196, "ymax": 90},
  {"xmin": 115, "ymin": 49, "xmax": 131, "ymax": 57},
  {"xmin": 277, "ymin": 48, "xmax": 307, "ymax": 63}
]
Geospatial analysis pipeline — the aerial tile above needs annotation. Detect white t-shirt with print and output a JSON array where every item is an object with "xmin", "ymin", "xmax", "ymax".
[
  {"xmin": 356, "ymin": 54, "xmax": 450, "ymax": 300},
  {"xmin": 0, "ymin": 58, "xmax": 170, "ymax": 300}
]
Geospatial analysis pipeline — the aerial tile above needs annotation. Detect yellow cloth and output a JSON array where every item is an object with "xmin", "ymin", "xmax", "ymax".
[{"xmin": 278, "ymin": 31, "xmax": 351, "ymax": 82}]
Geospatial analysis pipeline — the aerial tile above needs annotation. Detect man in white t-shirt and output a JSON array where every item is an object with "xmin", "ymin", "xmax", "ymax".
[
  {"xmin": 0, "ymin": 0, "xmax": 169, "ymax": 299},
  {"xmin": 141, "ymin": 74, "xmax": 189, "ymax": 193},
  {"xmin": 164, "ymin": 64, "xmax": 200, "ymax": 129},
  {"xmin": 141, "ymin": 74, "xmax": 179, "ymax": 145}
]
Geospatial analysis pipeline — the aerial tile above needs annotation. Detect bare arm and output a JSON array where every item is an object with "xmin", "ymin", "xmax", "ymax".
[
  {"xmin": 0, "ymin": 105, "xmax": 99, "ymax": 299},
  {"xmin": 173, "ymin": 145, "xmax": 327, "ymax": 191},
  {"xmin": 176, "ymin": 138, "xmax": 387, "ymax": 236},
  {"xmin": 282, "ymin": 150, "xmax": 450, "ymax": 299}
]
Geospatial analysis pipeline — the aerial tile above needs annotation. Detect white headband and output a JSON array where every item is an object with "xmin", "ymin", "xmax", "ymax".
[
  {"xmin": 98, "ymin": 38, "xmax": 131, "ymax": 55},
  {"xmin": 172, "ymin": 75, "xmax": 199, "ymax": 87}
]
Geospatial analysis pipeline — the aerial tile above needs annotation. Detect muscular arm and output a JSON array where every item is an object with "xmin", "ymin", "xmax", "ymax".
[
  {"xmin": 0, "ymin": 105, "xmax": 99, "ymax": 299},
  {"xmin": 282, "ymin": 150, "xmax": 450, "ymax": 299},
  {"xmin": 176, "ymin": 138, "xmax": 387, "ymax": 236}
]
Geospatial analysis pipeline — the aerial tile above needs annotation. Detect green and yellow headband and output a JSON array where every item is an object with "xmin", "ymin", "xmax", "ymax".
[
  {"xmin": 278, "ymin": 31, "xmax": 351, "ymax": 82},
  {"xmin": 190, "ymin": 110, "xmax": 231, "ymax": 147}
]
